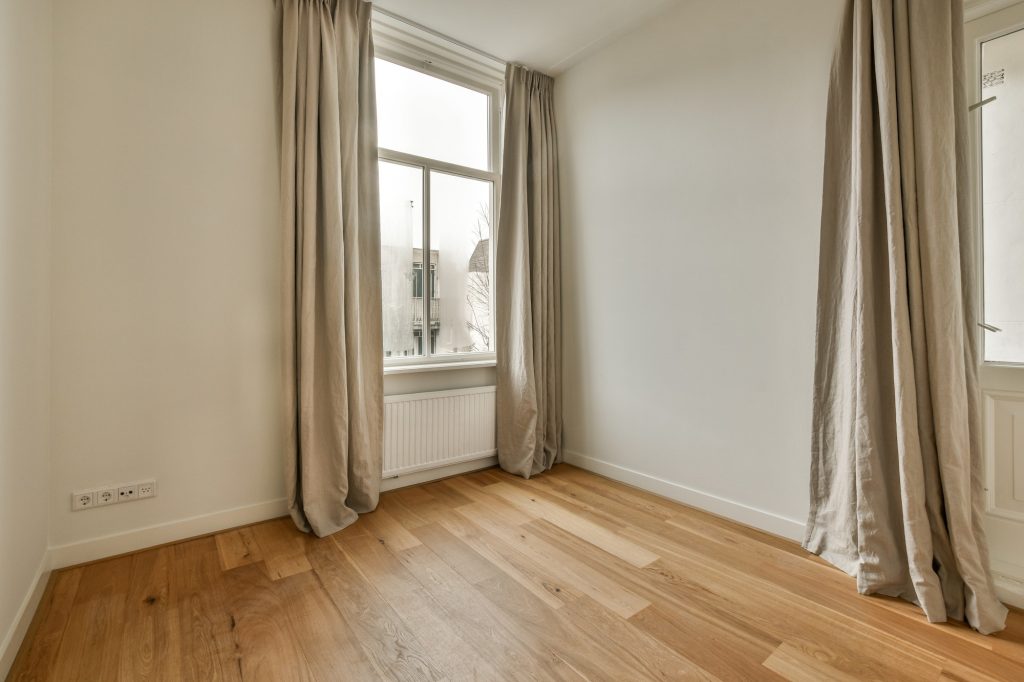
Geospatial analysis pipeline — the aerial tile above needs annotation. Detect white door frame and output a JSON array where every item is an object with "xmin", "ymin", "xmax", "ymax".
[{"xmin": 965, "ymin": 0, "xmax": 1024, "ymax": 609}]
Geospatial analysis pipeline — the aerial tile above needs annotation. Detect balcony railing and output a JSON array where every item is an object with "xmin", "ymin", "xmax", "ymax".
[{"xmin": 412, "ymin": 297, "xmax": 440, "ymax": 328}]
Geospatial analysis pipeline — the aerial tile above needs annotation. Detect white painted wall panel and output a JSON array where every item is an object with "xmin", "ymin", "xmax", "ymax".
[
  {"xmin": 555, "ymin": 0, "xmax": 844, "ymax": 526},
  {"xmin": 0, "ymin": 0, "xmax": 52, "ymax": 673}
]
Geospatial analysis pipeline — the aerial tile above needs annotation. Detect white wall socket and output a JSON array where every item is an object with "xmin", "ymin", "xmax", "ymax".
[
  {"xmin": 72, "ymin": 479, "xmax": 157, "ymax": 511},
  {"xmin": 72, "ymin": 491, "xmax": 95, "ymax": 510}
]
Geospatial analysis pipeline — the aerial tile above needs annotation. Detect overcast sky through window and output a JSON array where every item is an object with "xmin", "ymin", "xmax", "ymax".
[{"xmin": 377, "ymin": 59, "xmax": 493, "ymax": 357}]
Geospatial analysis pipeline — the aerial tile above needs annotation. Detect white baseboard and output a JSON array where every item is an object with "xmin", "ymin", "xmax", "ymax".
[
  {"xmin": 10, "ymin": 452, "xmax": 1018, "ymax": 672},
  {"xmin": 0, "ymin": 550, "xmax": 51, "ymax": 680},
  {"xmin": 48, "ymin": 497, "xmax": 289, "ymax": 570},
  {"xmin": 382, "ymin": 454, "xmax": 497, "ymax": 491},
  {"xmin": 384, "ymin": 450, "xmax": 497, "ymax": 480},
  {"xmin": 2, "ymin": 459, "xmax": 494, "ymax": 675},
  {"xmin": 564, "ymin": 450, "xmax": 807, "ymax": 542},
  {"xmin": 991, "ymin": 560, "xmax": 1024, "ymax": 610},
  {"xmin": 48, "ymin": 456, "xmax": 500, "ymax": 571},
  {"xmin": 49, "ymin": 456, "xmax": 501, "ymax": 571},
  {"xmin": 565, "ymin": 450, "xmax": 1024, "ymax": 613}
]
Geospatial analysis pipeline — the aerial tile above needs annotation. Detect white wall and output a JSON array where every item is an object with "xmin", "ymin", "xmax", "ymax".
[
  {"xmin": 48, "ymin": 0, "xmax": 494, "ymax": 563},
  {"xmin": 0, "ymin": 0, "xmax": 53, "ymax": 670},
  {"xmin": 556, "ymin": 0, "xmax": 844, "ymax": 532},
  {"xmin": 50, "ymin": 0, "xmax": 284, "ymax": 554}
]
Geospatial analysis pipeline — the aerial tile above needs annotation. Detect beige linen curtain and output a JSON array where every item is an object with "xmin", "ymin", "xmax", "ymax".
[
  {"xmin": 279, "ymin": 0, "xmax": 383, "ymax": 537},
  {"xmin": 496, "ymin": 64, "xmax": 562, "ymax": 478},
  {"xmin": 805, "ymin": 0, "xmax": 1007, "ymax": 633}
]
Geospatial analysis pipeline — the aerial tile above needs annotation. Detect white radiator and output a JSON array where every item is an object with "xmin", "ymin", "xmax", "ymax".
[{"xmin": 383, "ymin": 386, "xmax": 496, "ymax": 478}]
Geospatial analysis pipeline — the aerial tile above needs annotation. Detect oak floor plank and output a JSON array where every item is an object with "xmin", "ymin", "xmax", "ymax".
[
  {"xmin": 527, "ymin": 516, "xmax": 932, "ymax": 680},
  {"xmin": 485, "ymin": 481, "xmax": 661, "ymax": 568},
  {"xmin": 393, "ymin": 542, "xmax": 577, "ymax": 681},
  {"xmin": 219, "ymin": 562, "xmax": 315, "ymax": 682},
  {"xmin": 550, "ymin": 466, "xmax": 805, "ymax": 557},
  {"xmin": 618, "ymin": 513, "xmax": 1024, "ymax": 680},
  {"xmin": 553, "ymin": 589, "xmax": 719, "ymax": 680},
  {"xmin": 473, "ymin": 571, "xmax": 692, "ymax": 680},
  {"xmin": 49, "ymin": 557, "xmax": 132, "ymax": 681},
  {"xmin": 117, "ymin": 547, "xmax": 181, "ymax": 681},
  {"xmin": 12, "ymin": 464, "xmax": 1024, "ymax": 681},
  {"xmin": 762, "ymin": 641, "xmax": 864, "ymax": 681},
  {"xmin": 214, "ymin": 526, "xmax": 263, "ymax": 572},
  {"xmin": 376, "ymin": 490, "xmax": 436, "ymax": 529},
  {"xmin": 339, "ymin": 530, "xmax": 504, "ymax": 680},
  {"xmin": 272, "ymin": 564, "xmax": 379, "ymax": 681},
  {"xmin": 615, "ymin": 539, "xmax": 945, "ymax": 680},
  {"xmin": 359, "ymin": 506, "xmax": 423, "ymax": 552},
  {"xmin": 629, "ymin": 603, "xmax": 786, "ymax": 682},
  {"xmin": 171, "ymin": 537, "xmax": 243, "ymax": 682},
  {"xmin": 516, "ymin": 468, "xmax": 675, "ymax": 529},
  {"xmin": 418, "ymin": 520, "xmax": 717, "ymax": 679},
  {"xmin": 993, "ymin": 615, "xmax": 1024, "ymax": 660},
  {"xmin": 383, "ymin": 484, "xmax": 480, "ymax": 533},
  {"xmin": 455, "ymin": 505, "xmax": 651, "ymax": 618},
  {"xmin": 306, "ymin": 533, "xmax": 444, "ymax": 681},
  {"xmin": 437, "ymin": 477, "xmax": 534, "ymax": 525},
  {"xmin": 248, "ymin": 518, "xmax": 312, "ymax": 580},
  {"xmin": 412, "ymin": 522, "xmax": 505, "ymax": 585},
  {"xmin": 438, "ymin": 512, "xmax": 573, "ymax": 610},
  {"xmin": 419, "ymin": 479, "xmax": 475, "ymax": 508},
  {"xmin": 550, "ymin": 465, "xmax": 685, "ymax": 517},
  {"xmin": 529, "ymin": 518, "xmax": 784, "ymax": 652},
  {"xmin": 458, "ymin": 468, "xmax": 505, "ymax": 487},
  {"xmin": 7, "ymin": 568, "xmax": 82, "ymax": 681}
]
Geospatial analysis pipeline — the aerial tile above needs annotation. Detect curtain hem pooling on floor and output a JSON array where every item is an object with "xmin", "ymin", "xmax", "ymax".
[
  {"xmin": 279, "ymin": 0, "xmax": 384, "ymax": 537},
  {"xmin": 804, "ymin": 0, "xmax": 1007, "ymax": 634},
  {"xmin": 495, "ymin": 64, "xmax": 563, "ymax": 479}
]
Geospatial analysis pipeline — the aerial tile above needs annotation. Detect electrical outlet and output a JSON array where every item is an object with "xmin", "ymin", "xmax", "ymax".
[
  {"xmin": 95, "ymin": 488, "xmax": 117, "ymax": 506},
  {"xmin": 72, "ymin": 491, "xmax": 96, "ymax": 510},
  {"xmin": 73, "ymin": 479, "xmax": 156, "ymax": 511}
]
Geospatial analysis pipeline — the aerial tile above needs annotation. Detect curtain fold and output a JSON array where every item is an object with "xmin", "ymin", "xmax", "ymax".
[
  {"xmin": 496, "ymin": 64, "xmax": 562, "ymax": 478},
  {"xmin": 279, "ymin": 0, "xmax": 383, "ymax": 537},
  {"xmin": 805, "ymin": 0, "xmax": 1007, "ymax": 634}
]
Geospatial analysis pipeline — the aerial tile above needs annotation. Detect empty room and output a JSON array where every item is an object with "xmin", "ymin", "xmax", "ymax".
[{"xmin": 3, "ymin": 0, "xmax": 1024, "ymax": 679}]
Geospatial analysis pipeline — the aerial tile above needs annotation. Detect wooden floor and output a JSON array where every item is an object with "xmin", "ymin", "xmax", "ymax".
[{"xmin": 9, "ymin": 465, "xmax": 1024, "ymax": 681}]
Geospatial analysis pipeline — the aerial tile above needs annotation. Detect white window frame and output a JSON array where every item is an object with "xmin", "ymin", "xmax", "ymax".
[
  {"xmin": 966, "ymin": 7, "xmax": 1024, "ymax": 369},
  {"xmin": 372, "ymin": 10, "xmax": 504, "ymax": 372}
]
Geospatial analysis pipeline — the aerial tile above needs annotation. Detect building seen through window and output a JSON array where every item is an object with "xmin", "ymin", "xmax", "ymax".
[{"xmin": 376, "ymin": 56, "xmax": 495, "ymax": 362}]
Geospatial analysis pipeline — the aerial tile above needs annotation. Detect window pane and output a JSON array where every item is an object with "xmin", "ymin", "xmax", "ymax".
[
  {"xmin": 375, "ymin": 58, "xmax": 489, "ymax": 171},
  {"xmin": 379, "ymin": 161, "xmax": 423, "ymax": 359},
  {"xmin": 982, "ymin": 29, "xmax": 1024, "ymax": 363},
  {"xmin": 430, "ymin": 171, "xmax": 492, "ymax": 354}
]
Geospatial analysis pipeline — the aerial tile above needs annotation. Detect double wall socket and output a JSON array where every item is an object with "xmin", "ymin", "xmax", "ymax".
[{"xmin": 72, "ymin": 479, "xmax": 157, "ymax": 511}]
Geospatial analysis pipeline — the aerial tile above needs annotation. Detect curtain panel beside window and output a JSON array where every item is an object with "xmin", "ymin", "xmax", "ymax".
[
  {"xmin": 496, "ymin": 64, "xmax": 563, "ymax": 479},
  {"xmin": 805, "ymin": 0, "xmax": 1007, "ymax": 634},
  {"xmin": 278, "ymin": 0, "xmax": 384, "ymax": 537}
]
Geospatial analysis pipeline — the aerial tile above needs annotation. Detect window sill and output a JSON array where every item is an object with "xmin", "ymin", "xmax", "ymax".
[
  {"xmin": 383, "ymin": 357, "xmax": 496, "ymax": 375},
  {"xmin": 983, "ymin": 361, "xmax": 1024, "ymax": 369}
]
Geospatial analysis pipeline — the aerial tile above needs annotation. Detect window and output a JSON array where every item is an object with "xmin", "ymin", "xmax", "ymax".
[
  {"xmin": 374, "ymin": 29, "xmax": 502, "ymax": 367},
  {"xmin": 980, "ymin": 27, "xmax": 1024, "ymax": 363}
]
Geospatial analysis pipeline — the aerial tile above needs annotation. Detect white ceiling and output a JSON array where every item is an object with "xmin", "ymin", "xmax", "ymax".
[{"xmin": 373, "ymin": 0, "xmax": 682, "ymax": 75}]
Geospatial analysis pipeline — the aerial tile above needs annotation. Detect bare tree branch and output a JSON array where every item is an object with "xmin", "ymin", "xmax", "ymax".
[{"xmin": 465, "ymin": 204, "xmax": 491, "ymax": 351}]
